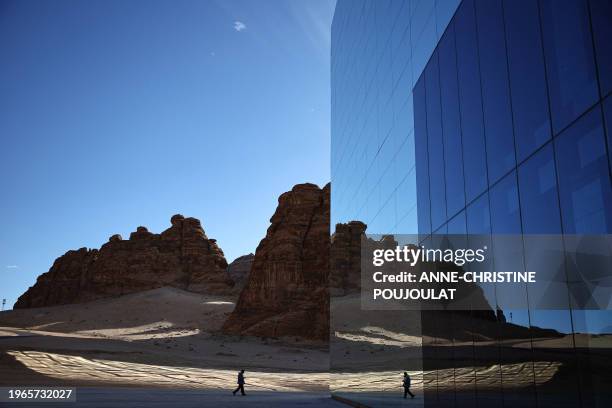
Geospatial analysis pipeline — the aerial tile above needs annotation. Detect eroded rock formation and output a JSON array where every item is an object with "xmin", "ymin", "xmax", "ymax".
[
  {"xmin": 223, "ymin": 183, "xmax": 330, "ymax": 341},
  {"xmin": 14, "ymin": 215, "xmax": 233, "ymax": 308},
  {"xmin": 330, "ymin": 221, "xmax": 367, "ymax": 296},
  {"xmin": 226, "ymin": 253, "xmax": 254, "ymax": 292}
]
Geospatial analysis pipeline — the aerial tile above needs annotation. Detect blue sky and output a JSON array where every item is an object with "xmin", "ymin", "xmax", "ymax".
[{"xmin": 0, "ymin": 0, "xmax": 335, "ymax": 308}]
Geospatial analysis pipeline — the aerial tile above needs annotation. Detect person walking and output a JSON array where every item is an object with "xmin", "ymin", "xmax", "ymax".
[
  {"xmin": 233, "ymin": 369, "xmax": 246, "ymax": 396},
  {"xmin": 403, "ymin": 372, "xmax": 414, "ymax": 399}
]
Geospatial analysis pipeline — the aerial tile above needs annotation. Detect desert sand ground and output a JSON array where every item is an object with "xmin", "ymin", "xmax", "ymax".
[{"xmin": 0, "ymin": 287, "xmax": 334, "ymax": 406}]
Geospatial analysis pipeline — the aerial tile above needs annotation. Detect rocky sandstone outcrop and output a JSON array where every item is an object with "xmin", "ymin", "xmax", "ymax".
[
  {"xmin": 14, "ymin": 215, "xmax": 233, "ymax": 308},
  {"xmin": 330, "ymin": 221, "xmax": 367, "ymax": 296},
  {"xmin": 223, "ymin": 183, "xmax": 330, "ymax": 341},
  {"xmin": 226, "ymin": 253, "xmax": 254, "ymax": 292}
]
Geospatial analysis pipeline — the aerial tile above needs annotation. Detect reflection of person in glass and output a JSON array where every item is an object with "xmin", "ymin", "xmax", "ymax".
[
  {"xmin": 403, "ymin": 372, "xmax": 414, "ymax": 399},
  {"xmin": 232, "ymin": 369, "xmax": 246, "ymax": 396}
]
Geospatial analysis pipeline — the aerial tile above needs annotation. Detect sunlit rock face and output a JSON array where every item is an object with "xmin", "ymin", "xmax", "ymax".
[
  {"xmin": 14, "ymin": 215, "xmax": 234, "ymax": 308},
  {"xmin": 223, "ymin": 183, "xmax": 330, "ymax": 341}
]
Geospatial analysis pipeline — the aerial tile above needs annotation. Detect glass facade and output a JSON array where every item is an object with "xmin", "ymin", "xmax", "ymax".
[
  {"xmin": 415, "ymin": 0, "xmax": 612, "ymax": 238},
  {"xmin": 331, "ymin": 0, "xmax": 462, "ymax": 234},
  {"xmin": 331, "ymin": 0, "xmax": 612, "ymax": 406},
  {"xmin": 413, "ymin": 0, "xmax": 612, "ymax": 406}
]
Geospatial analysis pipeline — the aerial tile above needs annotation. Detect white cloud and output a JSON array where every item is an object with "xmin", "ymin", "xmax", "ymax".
[
  {"xmin": 5, "ymin": 265, "xmax": 18, "ymax": 269},
  {"xmin": 233, "ymin": 21, "xmax": 246, "ymax": 32}
]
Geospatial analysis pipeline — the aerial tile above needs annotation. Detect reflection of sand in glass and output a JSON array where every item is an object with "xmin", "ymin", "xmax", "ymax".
[
  {"xmin": 330, "ymin": 293, "xmax": 424, "ymax": 405},
  {"xmin": 330, "ymin": 228, "xmax": 612, "ymax": 406},
  {"xmin": 329, "ymin": 297, "xmax": 572, "ymax": 406}
]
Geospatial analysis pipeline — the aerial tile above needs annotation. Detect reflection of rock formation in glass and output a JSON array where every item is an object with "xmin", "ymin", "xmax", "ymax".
[
  {"xmin": 223, "ymin": 183, "xmax": 330, "ymax": 341},
  {"xmin": 15, "ymin": 215, "xmax": 234, "ymax": 308},
  {"xmin": 330, "ymin": 221, "xmax": 366, "ymax": 296}
]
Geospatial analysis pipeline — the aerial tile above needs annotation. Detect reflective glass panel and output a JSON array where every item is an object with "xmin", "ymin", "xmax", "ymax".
[
  {"xmin": 503, "ymin": 0, "xmax": 551, "ymax": 162},
  {"xmin": 540, "ymin": 0, "xmax": 598, "ymax": 134}
]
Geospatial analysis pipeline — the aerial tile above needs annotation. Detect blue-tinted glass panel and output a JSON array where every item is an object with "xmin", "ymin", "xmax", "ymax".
[
  {"xmin": 433, "ymin": 223, "xmax": 448, "ymax": 235},
  {"xmin": 455, "ymin": 0, "xmax": 488, "ymax": 202},
  {"xmin": 466, "ymin": 193, "xmax": 493, "ymax": 308},
  {"xmin": 425, "ymin": 52, "xmax": 447, "ymax": 231},
  {"xmin": 439, "ymin": 25, "xmax": 466, "ymax": 219},
  {"xmin": 518, "ymin": 143, "xmax": 562, "ymax": 233},
  {"xmin": 555, "ymin": 107, "xmax": 612, "ymax": 233},
  {"xmin": 447, "ymin": 210, "xmax": 467, "ymax": 234},
  {"xmin": 589, "ymin": 0, "xmax": 612, "ymax": 96},
  {"xmin": 414, "ymin": 77, "xmax": 431, "ymax": 235},
  {"xmin": 605, "ymin": 95, "xmax": 612, "ymax": 167},
  {"xmin": 572, "ymin": 310, "xmax": 612, "ymax": 334},
  {"xmin": 466, "ymin": 192, "xmax": 491, "ymax": 234},
  {"xmin": 530, "ymin": 310, "xmax": 574, "ymax": 334},
  {"xmin": 539, "ymin": 0, "xmax": 598, "ymax": 134},
  {"xmin": 475, "ymin": 0, "xmax": 516, "ymax": 184},
  {"xmin": 489, "ymin": 171, "xmax": 521, "ymax": 234},
  {"xmin": 503, "ymin": 0, "xmax": 551, "ymax": 162}
]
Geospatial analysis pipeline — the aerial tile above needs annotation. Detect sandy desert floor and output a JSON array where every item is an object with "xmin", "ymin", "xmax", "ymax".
[{"xmin": 0, "ymin": 287, "xmax": 331, "ymax": 393}]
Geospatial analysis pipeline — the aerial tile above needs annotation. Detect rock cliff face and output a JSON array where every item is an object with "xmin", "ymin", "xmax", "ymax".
[
  {"xmin": 14, "ymin": 215, "xmax": 233, "ymax": 308},
  {"xmin": 330, "ymin": 221, "xmax": 367, "ymax": 296},
  {"xmin": 223, "ymin": 183, "xmax": 330, "ymax": 341},
  {"xmin": 226, "ymin": 254, "xmax": 254, "ymax": 292}
]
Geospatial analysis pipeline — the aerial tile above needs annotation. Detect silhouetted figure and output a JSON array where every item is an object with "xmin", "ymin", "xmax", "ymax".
[
  {"xmin": 233, "ymin": 369, "xmax": 246, "ymax": 396},
  {"xmin": 403, "ymin": 372, "xmax": 414, "ymax": 399}
]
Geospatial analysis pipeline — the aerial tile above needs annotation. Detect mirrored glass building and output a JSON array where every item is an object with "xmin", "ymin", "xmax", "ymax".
[{"xmin": 330, "ymin": 0, "xmax": 612, "ymax": 406}]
